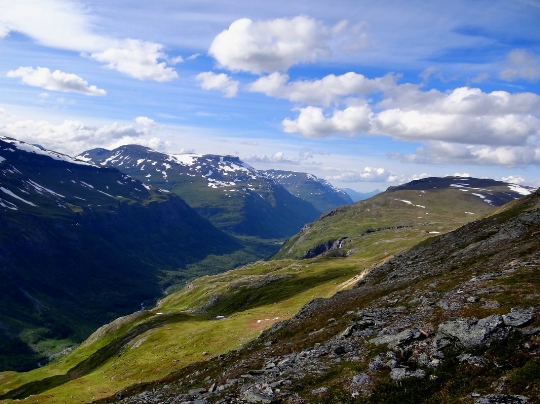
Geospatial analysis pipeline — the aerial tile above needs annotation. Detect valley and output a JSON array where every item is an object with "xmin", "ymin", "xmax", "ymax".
[{"xmin": 0, "ymin": 139, "xmax": 536, "ymax": 403}]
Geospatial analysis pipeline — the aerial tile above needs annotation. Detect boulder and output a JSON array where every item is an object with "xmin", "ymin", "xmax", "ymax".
[
  {"xmin": 502, "ymin": 308, "xmax": 534, "ymax": 327},
  {"xmin": 434, "ymin": 315, "xmax": 508, "ymax": 348},
  {"xmin": 474, "ymin": 394, "xmax": 529, "ymax": 403}
]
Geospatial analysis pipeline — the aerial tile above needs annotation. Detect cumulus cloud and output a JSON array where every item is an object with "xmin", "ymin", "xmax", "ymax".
[
  {"xmin": 502, "ymin": 175, "xmax": 525, "ymax": 184},
  {"xmin": 326, "ymin": 167, "xmax": 400, "ymax": 183},
  {"xmin": 89, "ymin": 39, "xmax": 178, "ymax": 82},
  {"xmin": 499, "ymin": 49, "xmax": 540, "ymax": 82},
  {"xmin": 282, "ymin": 104, "xmax": 373, "ymax": 138},
  {"xmin": 135, "ymin": 116, "xmax": 156, "ymax": 126},
  {"xmin": 283, "ymin": 86, "xmax": 540, "ymax": 146},
  {"xmin": 0, "ymin": 2, "xmax": 180, "ymax": 82},
  {"xmin": 208, "ymin": 16, "xmax": 335, "ymax": 74},
  {"xmin": 195, "ymin": 72, "xmax": 239, "ymax": 97},
  {"xmin": 0, "ymin": 119, "xmax": 151, "ymax": 156},
  {"xmin": 7, "ymin": 66, "xmax": 106, "ymax": 95},
  {"xmin": 249, "ymin": 72, "xmax": 396, "ymax": 105},
  {"xmin": 393, "ymin": 141, "xmax": 540, "ymax": 166}
]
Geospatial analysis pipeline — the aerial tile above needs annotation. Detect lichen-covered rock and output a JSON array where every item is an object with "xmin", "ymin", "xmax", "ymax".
[
  {"xmin": 474, "ymin": 394, "xmax": 529, "ymax": 403},
  {"xmin": 390, "ymin": 368, "xmax": 426, "ymax": 381},
  {"xmin": 502, "ymin": 308, "xmax": 535, "ymax": 327},
  {"xmin": 434, "ymin": 315, "xmax": 509, "ymax": 348}
]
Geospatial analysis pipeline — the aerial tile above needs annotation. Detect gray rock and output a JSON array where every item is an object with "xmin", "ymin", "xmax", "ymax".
[
  {"xmin": 242, "ymin": 389, "xmax": 275, "ymax": 403},
  {"xmin": 188, "ymin": 387, "xmax": 207, "ymax": 396},
  {"xmin": 369, "ymin": 354, "xmax": 385, "ymax": 371},
  {"xmin": 502, "ymin": 308, "xmax": 534, "ymax": 327},
  {"xmin": 390, "ymin": 368, "xmax": 426, "ymax": 381},
  {"xmin": 434, "ymin": 315, "xmax": 508, "ymax": 348},
  {"xmin": 311, "ymin": 387, "xmax": 328, "ymax": 394},
  {"xmin": 352, "ymin": 373, "xmax": 370, "ymax": 385},
  {"xmin": 370, "ymin": 328, "xmax": 419, "ymax": 347},
  {"xmin": 474, "ymin": 394, "xmax": 529, "ymax": 403}
]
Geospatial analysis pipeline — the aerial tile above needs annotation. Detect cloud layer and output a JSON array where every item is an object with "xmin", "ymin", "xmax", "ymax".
[
  {"xmin": 0, "ymin": 119, "xmax": 151, "ymax": 156},
  {"xmin": 0, "ymin": 2, "xmax": 179, "ymax": 82},
  {"xmin": 7, "ymin": 67, "xmax": 106, "ymax": 95}
]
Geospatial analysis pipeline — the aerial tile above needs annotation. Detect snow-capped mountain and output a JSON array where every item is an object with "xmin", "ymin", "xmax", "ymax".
[
  {"xmin": 79, "ymin": 145, "xmax": 321, "ymax": 239},
  {"xmin": 0, "ymin": 136, "xmax": 240, "ymax": 371},
  {"xmin": 263, "ymin": 169, "xmax": 353, "ymax": 213}
]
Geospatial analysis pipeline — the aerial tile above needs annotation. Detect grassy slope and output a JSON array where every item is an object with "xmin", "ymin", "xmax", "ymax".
[
  {"xmin": 0, "ymin": 185, "xmax": 527, "ymax": 403},
  {"xmin": 274, "ymin": 187, "xmax": 499, "ymax": 260},
  {"xmin": 0, "ymin": 209, "xmax": 467, "ymax": 403}
]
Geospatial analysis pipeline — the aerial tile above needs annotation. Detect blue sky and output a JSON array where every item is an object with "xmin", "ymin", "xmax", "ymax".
[{"xmin": 1, "ymin": 0, "xmax": 540, "ymax": 191}]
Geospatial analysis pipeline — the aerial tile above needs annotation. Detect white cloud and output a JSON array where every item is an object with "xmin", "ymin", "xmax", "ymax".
[
  {"xmin": 89, "ymin": 39, "xmax": 178, "ymax": 82},
  {"xmin": 167, "ymin": 56, "xmax": 184, "ymax": 65},
  {"xmin": 283, "ymin": 86, "xmax": 540, "ymax": 145},
  {"xmin": 499, "ymin": 49, "xmax": 540, "ymax": 82},
  {"xmin": 244, "ymin": 152, "xmax": 300, "ymax": 165},
  {"xmin": 454, "ymin": 172, "xmax": 471, "ymax": 177},
  {"xmin": 6, "ymin": 66, "xmax": 106, "ymax": 96},
  {"xmin": 470, "ymin": 72, "xmax": 489, "ymax": 83},
  {"xmin": 326, "ymin": 167, "xmax": 400, "ymax": 183},
  {"xmin": 243, "ymin": 149, "xmax": 320, "ymax": 165},
  {"xmin": 0, "ymin": 0, "xmax": 110, "ymax": 52},
  {"xmin": 195, "ymin": 72, "xmax": 239, "ymax": 98},
  {"xmin": 208, "ymin": 16, "xmax": 334, "ymax": 74},
  {"xmin": 135, "ymin": 116, "xmax": 156, "ymax": 126},
  {"xmin": 249, "ymin": 72, "xmax": 396, "ymax": 105},
  {"xmin": 0, "ymin": 2, "xmax": 180, "ymax": 82},
  {"xmin": 393, "ymin": 141, "xmax": 540, "ymax": 166},
  {"xmin": 282, "ymin": 104, "xmax": 373, "ymax": 138},
  {"xmin": 502, "ymin": 175, "xmax": 525, "ymax": 184},
  {"xmin": 187, "ymin": 53, "xmax": 201, "ymax": 61},
  {"xmin": 0, "ymin": 119, "xmax": 150, "ymax": 156}
]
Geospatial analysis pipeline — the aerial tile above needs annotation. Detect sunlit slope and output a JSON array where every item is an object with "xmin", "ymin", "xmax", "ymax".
[{"xmin": 274, "ymin": 176, "xmax": 534, "ymax": 260}]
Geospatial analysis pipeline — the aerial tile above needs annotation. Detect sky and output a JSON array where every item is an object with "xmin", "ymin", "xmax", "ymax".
[{"xmin": 1, "ymin": 0, "xmax": 540, "ymax": 191}]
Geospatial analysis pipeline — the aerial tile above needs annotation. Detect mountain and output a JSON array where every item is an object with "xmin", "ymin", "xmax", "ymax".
[
  {"xmin": 263, "ymin": 169, "xmax": 353, "ymax": 213},
  {"xmin": 79, "ymin": 146, "xmax": 321, "ymax": 239},
  {"xmin": 344, "ymin": 187, "xmax": 380, "ymax": 202},
  {"xmin": 4, "ymin": 180, "xmax": 537, "ymax": 403},
  {"xmin": 95, "ymin": 188, "xmax": 539, "ymax": 404},
  {"xmin": 0, "ymin": 136, "xmax": 240, "ymax": 371},
  {"xmin": 273, "ymin": 176, "xmax": 535, "ymax": 260}
]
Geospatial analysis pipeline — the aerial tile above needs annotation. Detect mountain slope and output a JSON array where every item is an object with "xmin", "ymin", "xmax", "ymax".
[
  {"xmin": 274, "ymin": 176, "xmax": 535, "ymax": 260},
  {"xmin": 92, "ymin": 187, "xmax": 540, "ymax": 404},
  {"xmin": 0, "ymin": 136, "xmax": 240, "ymax": 371},
  {"xmin": 79, "ymin": 146, "xmax": 321, "ymax": 239},
  {"xmin": 263, "ymin": 169, "xmax": 353, "ymax": 213},
  {"xmin": 1, "ymin": 178, "xmax": 537, "ymax": 403},
  {"xmin": 344, "ymin": 188, "xmax": 380, "ymax": 202}
]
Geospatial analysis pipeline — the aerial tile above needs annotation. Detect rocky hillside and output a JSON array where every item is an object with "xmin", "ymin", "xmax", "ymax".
[
  {"xmin": 79, "ymin": 146, "xmax": 321, "ymax": 239},
  {"xmin": 94, "ymin": 187, "xmax": 540, "ymax": 404},
  {"xmin": 274, "ymin": 176, "xmax": 535, "ymax": 260},
  {"xmin": 0, "ymin": 136, "xmax": 240, "ymax": 371},
  {"xmin": 263, "ymin": 169, "xmax": 353, "ymax": 213}
]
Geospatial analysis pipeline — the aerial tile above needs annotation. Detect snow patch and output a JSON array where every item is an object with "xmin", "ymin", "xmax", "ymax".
[
  {"xmin": 0, "ymin": 136, "xmax": 96, "ymax": 166},
  {"xmin": 80, "ymin": 181, "xmax": 94, "ymax": 189},
  {"xmin": 508, "ymin": 184, "xmax": 532, "ymax": 196},
  {"xmin": 0, "ymin": 187, "xmax": 38, "ymax": 206},
  {"xmin": 26, "ymin": 180, "xmax": 65, "ymax": 198}
]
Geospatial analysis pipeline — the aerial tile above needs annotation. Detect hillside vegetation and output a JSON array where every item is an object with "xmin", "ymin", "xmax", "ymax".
[{"xmin": 1, "ymin": 177, "xmax": 535, "ymax": 403}]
